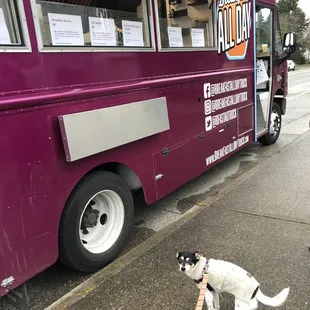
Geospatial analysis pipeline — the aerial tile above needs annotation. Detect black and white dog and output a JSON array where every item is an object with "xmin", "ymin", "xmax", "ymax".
[{"xmin": 176, "ymin": 251, "xmax": 290, "ymax": 310}]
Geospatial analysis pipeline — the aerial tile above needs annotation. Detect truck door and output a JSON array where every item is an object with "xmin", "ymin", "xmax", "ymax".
[{"xmin": 255, "ymin": 6, "xmax": 273, "ymax": 136}]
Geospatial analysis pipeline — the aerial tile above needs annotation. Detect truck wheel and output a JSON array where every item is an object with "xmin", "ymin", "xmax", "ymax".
[
  {"xmin": 59, "ymin": 171, "xmax": 134, "ymax": 272},
  {"xmin": 258, "ymin": 102, "xmax": 282, "ymax": 146}
]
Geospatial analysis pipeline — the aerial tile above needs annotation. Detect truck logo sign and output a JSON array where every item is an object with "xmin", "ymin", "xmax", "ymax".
[
  {"xmin": 203, "ymin": 83, "xmax": 211, "ymax": 99},
  {"xmin": 204, "ymin": 100, "xmax": 212, "ymax": 115},
  {"xmin": 205, "ymin": 116, "xmax": 213, "ymax": 131},
  {"xmin": 217, "ymin": 0, "xmax": 251, "ymax": 60}
]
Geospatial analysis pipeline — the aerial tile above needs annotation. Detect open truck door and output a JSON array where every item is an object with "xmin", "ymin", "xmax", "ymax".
[{"xmin": 255, "ymin": 5, "xmax": 296, "ymax": 145}]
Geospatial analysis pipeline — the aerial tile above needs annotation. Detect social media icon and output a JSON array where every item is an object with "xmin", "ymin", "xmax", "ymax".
[
  {"xmin": 204, "ymin": 83, "xmax": 211, "ymax": 99},
  {"xmin": 204, "ymin": 100, "xmax": 211, "ymax": 115},
  {"xmin": 205, "ymin": 116, "xmax": 213, "ymax": 132}
]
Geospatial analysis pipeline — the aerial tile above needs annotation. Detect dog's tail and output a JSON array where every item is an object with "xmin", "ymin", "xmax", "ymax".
[{"xmin": 256, "ymin": 287, "xmax": 290, "ymax": 307}]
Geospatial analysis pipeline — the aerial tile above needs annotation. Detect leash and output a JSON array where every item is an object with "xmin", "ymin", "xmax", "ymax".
[{"xmin": 195, "ymin": 273, "xmax": 209, "ymax": 310}]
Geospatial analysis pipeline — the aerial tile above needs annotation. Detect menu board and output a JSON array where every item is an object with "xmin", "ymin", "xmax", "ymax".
[
  {"xmin": 168, "ymin": 26, "xmax": 183, "ymax": 47},
  {"xmin": 0, "ymin": 8, "xmax": 11, "ymax": 44},
  {"xmin": 89, "ymin": 17, "xmax": 117, "ymax": 46},
  {"xmin": 191, "ymin": 28, "xmax": 205, "ymax": 47},
  {"xmin": 48, "ymin": 13, "xmax": 84, "ymax": 46},
  {"xmin": 122, "ymin": 20, "xmax": 144, "ymax": 47}
]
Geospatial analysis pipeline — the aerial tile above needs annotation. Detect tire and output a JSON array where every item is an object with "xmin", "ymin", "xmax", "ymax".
[
  {"xmin": 258, "ymin": 102, "xmax": 282, "ymax": 146},
  {"xmin": 59, "ymin": 171, "xmax": 134, "ymax": 272}
]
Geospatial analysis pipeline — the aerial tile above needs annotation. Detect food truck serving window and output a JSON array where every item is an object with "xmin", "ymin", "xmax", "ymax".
[
  {"xmin": 0, "ymin": 0, "xmax": 23, "ymax": 45},
  {"xmin": 156, "ymin": 0, "xmax": 215, "ymax": 49},
  {"xmin": 35, "ymin": 0, "xmax": 152, "ymax": 48}
]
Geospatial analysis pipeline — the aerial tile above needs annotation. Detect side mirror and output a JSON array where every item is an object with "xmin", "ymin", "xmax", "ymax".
[{"xmin": 283, "ymin": 32, "xmax": 296, "ymax": 54}]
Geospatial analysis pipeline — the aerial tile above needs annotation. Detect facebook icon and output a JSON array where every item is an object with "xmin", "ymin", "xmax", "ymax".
[{"xmin": 204, "ymin": 83, "xmax": 211, "ymax": 99}]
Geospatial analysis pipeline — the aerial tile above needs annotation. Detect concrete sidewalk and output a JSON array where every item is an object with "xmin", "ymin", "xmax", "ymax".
[{"xmin": 51, "ymin": 132, "xmax": 310, "ymax": 310}]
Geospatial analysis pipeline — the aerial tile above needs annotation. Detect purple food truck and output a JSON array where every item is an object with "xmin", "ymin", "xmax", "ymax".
[{"xmin": 0, "ymin": 0, "xmax": 295, "ymax": 308}]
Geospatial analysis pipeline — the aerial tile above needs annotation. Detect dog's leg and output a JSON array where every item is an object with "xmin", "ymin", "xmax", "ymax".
[
  {"xmin": 204, "ymin": 289, "xmax": 215, "ymax": 310},
  {"xmin": 234, "ymin": 298, "xmax": 251, "ymax": 310},
  {"xmin": 212, "ymin": 291, "xmax": 220, "ymax": 310},
  {"xmin": 248, "ymin": 298, "xmax": 258, "ymax": 310}
]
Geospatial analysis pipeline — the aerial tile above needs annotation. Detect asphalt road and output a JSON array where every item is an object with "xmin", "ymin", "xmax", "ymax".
[{"xmin": 1, "ymin": 68, "xmax": 310, "ymax": 310}]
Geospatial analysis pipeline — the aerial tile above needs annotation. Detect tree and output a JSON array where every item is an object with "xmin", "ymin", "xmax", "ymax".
[
  {"xmin": 303, "ymin": 27, "xmax": 310, "ymax": 63},
  {"xmin": 277, "ymin": 0, "xmax": 298, "ymax": 14},
  {"xmin": 257, "ymin": 11, "xmax": 271, "ymax": 47},
  {"xmin": 277, "ymin": 0, "xmax": 309, "ymax": 63}
]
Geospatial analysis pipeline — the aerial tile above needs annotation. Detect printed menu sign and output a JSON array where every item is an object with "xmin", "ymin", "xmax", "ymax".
[
  {"xmin": 122, "ymin": 20, "xmax": 144, "ymax": 47},
  {"xmin": 168, "ymin": 26, "xmax": 183, "ymax": 47},
  {"xmin": 89, "ymin": 17, "xmax": 117, "ymax": 46},
  {"xmin": 48, "ymin": 13, "xmax": 84, "ymax": 46},
  {"xmin": 256, "ymin": 59, "xmax": 269, "ymax": 85},
  {"xmin": 0, "ymin": 8, "xmax": 11, "ymax": 44},
  {"xmin": 191, "ymin": 28, "xmax": 205, "ymax": 47}
]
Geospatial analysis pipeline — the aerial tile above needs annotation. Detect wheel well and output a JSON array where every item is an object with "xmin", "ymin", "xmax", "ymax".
[
  {"xmin": 274, "ymin": 89, "xmax": 285, "ymax": 115},
  {"xmin": 61, "ymin": 162, "xmax": 146, "ymax": 226},
  {"xmin": 88, "ymin": 162, "xmax": 143, "ymax": 191}
]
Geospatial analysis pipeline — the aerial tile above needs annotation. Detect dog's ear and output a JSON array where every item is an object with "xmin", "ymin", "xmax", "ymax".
[
  {"xmin": 176, "ymin": 252, "xmax": 180, "ymax": 259},
  {"xmin": 194, "ymin": 252, "xmax": 203, "ymax": 259}
]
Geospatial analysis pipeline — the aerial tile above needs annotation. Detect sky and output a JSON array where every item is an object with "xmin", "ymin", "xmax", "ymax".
[{"xmin": 298, "ymin": 0, "xmax": 310, "ymax": 18}]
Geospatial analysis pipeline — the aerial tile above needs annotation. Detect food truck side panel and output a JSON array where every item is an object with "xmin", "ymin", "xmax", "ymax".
[{"xmin": 0, "ymin": 0, "xmax": 257, "ymax": 295}]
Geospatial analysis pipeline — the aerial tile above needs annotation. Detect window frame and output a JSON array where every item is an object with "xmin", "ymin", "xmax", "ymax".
[
  {"xmin": 255, "ymin": 5, "xmax": 273, "ymax": 55},
  {"xmin": 0, "ymin": 0, "xmax": 31, "ymax": 53},
  {"xmin": 275, "ymin": 8, "xmax": 283, "ymax": 57},
  {"xmin": 154, "ymin": 0, "xmax": 217, "ymax": 52},
  {"xmin": 30, "ymin": 0, "xmax": 156, "ymax": 53}
]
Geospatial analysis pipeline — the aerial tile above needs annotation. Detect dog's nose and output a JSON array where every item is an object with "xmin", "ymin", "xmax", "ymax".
[{"xmin": 181, "ymin": 267, "xmax": 185, "ymax": 272}]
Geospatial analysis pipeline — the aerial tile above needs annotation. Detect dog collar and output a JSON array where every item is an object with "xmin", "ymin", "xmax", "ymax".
[
  {"xmin": 194, "ymin": 278, "xmax": 203, "ymax": 284},
  {"xmin": 194, "ymin": 260, "xmax": 209, "ymax": 284}
]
